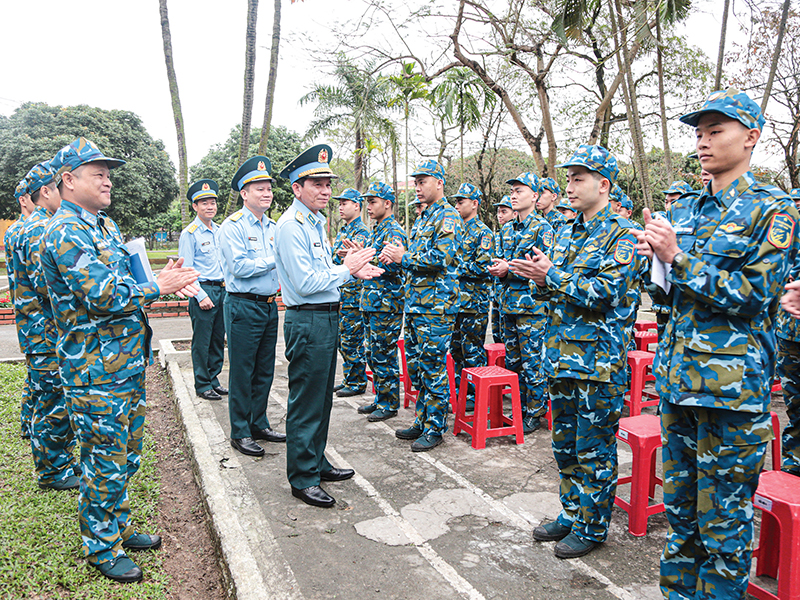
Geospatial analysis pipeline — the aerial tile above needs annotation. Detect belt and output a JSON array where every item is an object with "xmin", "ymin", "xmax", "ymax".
[
  {"xmin": 228, "ymin": 292, "xmax": 276, "ymax": 303},
  {"xmin": 287, "ymin": 302, "xmax": 340, "ymax": 312},
  {"xmin": 199, "ymin": 280, "xmax": 225, "ymax": 287}
]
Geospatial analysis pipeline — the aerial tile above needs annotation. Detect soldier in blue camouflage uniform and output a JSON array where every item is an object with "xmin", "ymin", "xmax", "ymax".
[
  {"xmin": 450, "ymin": 183, "xmax": 493, "ymax": 399},
  {"xmin": 556, "ymin": 197, "xmax": 577, "ymax": 222},
  {"xmin": 357, "ymin": 182, "xmax": 407, "ymax": 420},
  {"xmin": 634, "ymin": 89, "xmax": 800, "ymax": 599},
  {"xmin": 41, "ymin": 138, "xmax": 199, "ymax": 583},
  {"xmin": 490, "ymin": 195, "xmax": 515, "ymax": 343},
  {"xmin": 489, "ymin": 172, "xmax": 553, "ymax": 433},
  {"xmin": 14, "ymin": 161, "xmax": 79, "ymax": 491},
  {"xmin": 331, "ymin": 188, "xmax": 369, "ymax": 397},
  {"xmin": 381, "ymin": 160, "xmax": 462, "ymax": 451},
  {"xmin": 537, "ymin": 177, "xmax": 567, "ymax": 232},
  {"xmin": 610, "ymin": 185, "xmax": 634, "ymax": 219},
  {"xmin": 6, "ymin": 178, "xmax": 35, "ymax": 438},
  {"xmin": 511, "ymin": 145, "xmax": 640, "ymax": 559}
]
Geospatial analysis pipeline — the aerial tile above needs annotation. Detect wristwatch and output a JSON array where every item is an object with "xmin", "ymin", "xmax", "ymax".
[{"xmin": 671, "ymin": 252, "xmax": 686, "ymax": 267}]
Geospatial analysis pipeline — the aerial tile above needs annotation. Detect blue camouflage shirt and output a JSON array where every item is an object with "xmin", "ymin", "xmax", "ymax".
[
  {"xmin": 360, "ymin": 215, "xmax": 406, "ymax": 313},
  {"xmin": 500, "ymin": 212, "xmax": 553, "ymax": 315},
  {"xmin": 4, "ymin": 217, "xmax": 26, "ymax": 352},
  {"xmin": 178, "ymin": 216, "xmax": 223, "ymax": 303},
  {"xmin": 457, "ymin": 216, "xmax": 493, "ymax": 313},
  {"xmin": 543, "ymin": 209, "xmax": 567, "ymax": 233},
  {"xmin": 332, "ymin": 216, "xmax": 369, "ymax": 308}
]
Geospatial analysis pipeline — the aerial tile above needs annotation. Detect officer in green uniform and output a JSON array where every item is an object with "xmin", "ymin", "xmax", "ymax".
[
  {"xmin": 218, "ymin": 157, "xmax": 286, "ymax": 457},
  {"xmin": 274, "ymin": 145, "xmax": 382, "ymax": 507},
  {"xmin": 179, "ymin": 179, "xmax": 227, "ymax": 401}
]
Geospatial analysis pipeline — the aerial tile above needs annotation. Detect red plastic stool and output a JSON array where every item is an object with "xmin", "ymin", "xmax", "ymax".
[
  {"xmin": 446, "ymin": 353, "xmax": 456, "ymax": 413},
  {"xmin": 615, "ymin": 414, "xmax": 665, "ymax": 536},
  {"xmin": 626, "ymin": 351, "xmax": 659, "ymax": 416},
  {"xmin": 768, "ymin": 411, "xmax": 782, "ymax": 471},
  {"xmin": 635, "ymin": 329, "xmax": 658, "ymax": 351},
  {"xmin": 772, "ymin": 377, "xmax": 783, "ymax": 394},
  {"xmin": 635, "ymin": 320, "xmax": 658, "ymax": 332},
  {"xmin": 453, "ymin": 366, "xmax": 524, "ymax": 449},
  {"xmin": 398, "ymin": 339, "xmax": 418, "ymax": 409},
  {"xmin": 749, "ymin": 470, "xmax": 800, "ymax": 600},
  {"xmin": 484, "ymin": 343, "xmax": 506, "ymax": 367}
]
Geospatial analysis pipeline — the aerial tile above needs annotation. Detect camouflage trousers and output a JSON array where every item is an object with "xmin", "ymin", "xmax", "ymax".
[
  {"xmin": 28, "ymin": 355, "xmax": 78, "ymax": 487},
  {"xmin": 64, "ymin": 372, "xmax": 146, "ymax": 566},
  {"xmin": 20, "ymin": 370, "xmax": 33, "ymax": 438},
  {"xmin": 338, "ymin": 305, "xmax": 367, "ymax": 390},
  {"xmin": 405, "ymin": 313, "xmax": 456, "ymax": 435},
  {"xmin": 491, "ymin": 301, "xmax": 503, "ymax": 344},
  {"xmin": 451, "ymin": 311, "xmax": 489, "ymax": 393},
  {"xmin": 364, "ymin": 311, "xmax": 402, "ymax": 412},
  {"xmin": 503, "ymin": 313, "xmax": 548, "ymax": 418},
  {"xmin": 660, "ymin": 400, "xmax": 771, "ymax": 600},
  {"xmin": 777, "ymin": 337, "xmax": 800, "ymax": 472},
  {"xmin": 550, "ymin": 378, "xmax": 625, "ymax": 543}
]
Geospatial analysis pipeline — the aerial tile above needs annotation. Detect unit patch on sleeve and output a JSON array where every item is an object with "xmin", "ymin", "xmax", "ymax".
[
  {"xmin": 613, "ymin": 239, "xmax": 634, "ymax": 264},
  {"xmin": 442, "ymin": 217, "xmax": 456, "ymax": 234},
  {"xmin": 542, "ymin": 230, "xmax": 554, "ymax": 248},
  {"xmin": 767, "ymin": 213, "xmax": 795, "ymax": 249},
  {"xmin": 480, "ymin": 232, "xmax": 493, "ymax": 250}
]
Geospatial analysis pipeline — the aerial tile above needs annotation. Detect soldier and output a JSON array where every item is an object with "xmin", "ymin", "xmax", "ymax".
[
  {"xmin": 510, "ymin": 144, "xmax": 640, "ymax": 559},
  {"xmin": 489, "ymin": 172, "xmax": 553, "ymax": 434},
  {"xmin": 662, "ymin": 180, "xmax": 693, "ymax": 214},
  {"xmin": 41, "ymin": 138, "xmax": 199, "ymax": 583},
  {"xmin": 634, "ymin": 88, "xmax": 800, "ymax": 598},
  {"xmin": 450, "ymin": 183, "xmax": 493, "ymax": 399},
  {"xmin": 331, "ymin": 188, "xmax": 369, "ymax": 398},
  {"xmin": 218, "ymin": 156, "xmax": 286, "ymax": 458},
  {"xmin": 490, "ymin": 195, "xmax": 515, "ymax": 343},
  {"xmin": 381, "ymin": 160, "xmax": 462, "ymax": 452},
  {"xmin": 179, "ymin": 179, "xmax": 227, "ymax": 401},
  {"xmin": 556, "ymin": 198, "xmax": 577, "ymax": 222},
  {"xmin": 275, "ymin": 145, "xmax": 382, "ymax": 508},
  {"xmin": 357, "ymin": 181, "xmax": 407, "ymax": 420},
  {"xmin": 537, "ymin": 177, "xmax": 566, "ymax": 232},
  {"xmin": 6, "ymin": 178, "xmax": 35, "ymax": 438},
  {"xmin": 14, "ymin": 161, "xmax": 79, "ymax": 490}
]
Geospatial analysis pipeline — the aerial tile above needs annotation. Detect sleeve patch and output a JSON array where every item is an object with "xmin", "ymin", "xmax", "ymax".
[
  {"xmin": 542, "ymin": 230, "xmax": 553, "ymax": 248},
  {"xmin": 768, "ymin": 213, "xmax": 795, "ymax": 249},
  {"xmin": 442, "ymin": 216, "xmax": 456, "ymax": 234},
  {"xmin": 480, "ymin": 232, "xmax": 493, "ymax": 250},
  {"xmin": 614, "ymin": 239, "xmax": 634, "ymax": 264}
]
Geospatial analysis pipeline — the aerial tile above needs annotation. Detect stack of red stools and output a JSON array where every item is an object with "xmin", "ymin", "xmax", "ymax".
[
  {"xmin": 453, "ymin": 366, "xmax": 524, "ymax": 449},
  {"xmin": 626, "ymin": 350, "xmax": 659, "ymax": 416},
  {"xmin": 634, "ymin": 321, "xmax": 658, "ymax": 352}
]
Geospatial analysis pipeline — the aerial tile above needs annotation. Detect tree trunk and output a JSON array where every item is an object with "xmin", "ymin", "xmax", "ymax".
[
  {"xmin": 225, "ymin": 0, "xmax": 259, "ymax": 217},
  {"xmin": 761, "ymin": 0, "xmax": 791, "ymax": 113},
  {"xmin": 535, "ymin": 45, "xmax": 559, "ymax": 177},
  {"xmin": 258, "ymin": 0, "xmax": 281, "ymax": 155},
  {"xmin": 158, "ymin": 0, "xmax": 190, "ymax": 228},
  {"xmin": 354, "ymin": 124, "xmax": 364, "ymax": 192},
  {"xmin": 714, "ymin": 0, "xmax": 731, "ymax": 89},
  {"xmin": 586, "ymin": 44, "xmax": 641, "ymax": 145},
  {"xmin": 656, "ymin": 17, "xmax": 673, "ymax": 184}
]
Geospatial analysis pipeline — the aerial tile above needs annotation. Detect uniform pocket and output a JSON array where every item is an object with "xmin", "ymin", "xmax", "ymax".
[
  {"xmin": 558, "ymin": 329, "xmax": 598, "ymax": 375},
  {"xmin": 97, "ymin": 321, "xmax": 141, "ymax": 374},
  {"xmin": 679, "ymin": 336, "xmax": 746, "ymax": 398}
]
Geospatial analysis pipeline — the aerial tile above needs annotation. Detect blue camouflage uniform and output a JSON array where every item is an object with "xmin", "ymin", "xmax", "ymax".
[
  {"xmin": 331, "ymin": 188, "xmax": 369, "ymax": 393},
  {"xmin": 360, "ymin": 182, "xmax": 407, "ymax": 415},
  {"xmin": 14, "ymin": 162, "xmax": 78, "ymax": 488},
  {"xmin": 540, "ymin": 177, "xmax": 567, "ymax": 233},
  {"xmin": 651, "ymin": 90, "xmax": 800, "ymax": 599},
  {"xmin": 41, "ymin": 138, "xmax": 159, "ymax": 569},
  {"xmin": 500, "ymin": 172, "xmax": 553, "ymax": 427},
  {"xmin": 491, "ymin": 195, "xmax": 513, "ymax": 344}
]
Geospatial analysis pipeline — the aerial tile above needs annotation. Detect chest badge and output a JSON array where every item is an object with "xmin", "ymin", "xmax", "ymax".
[{"xmin": 720, "ymin": 222, "xmax": 746, "ymax": 234}]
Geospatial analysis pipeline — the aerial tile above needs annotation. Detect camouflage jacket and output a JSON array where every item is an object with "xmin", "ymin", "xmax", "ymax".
[
  {"xmin": 402, "ymin": 197, "xmax": 462, "ymax": 315},
  {"xmin": 4, "ymin": 217, "xmax": 25, "ymax": 352},
  {"xmin": 543, "ymin": 209, "xmax": 567, "ymax": 233},
  {"xmin": 332, "ymin": 216, "xmax": 368, "ymax": 308},
  {"xmin": 41, "ymin": 200, "xmax": 159, "ymax": 387},
  {"xmin": 492, "ymin": 230, "xmax": 503, "ymax": 310},
  {"xmin": 650, "ymin": 173, "xmax": 800, "ymax": 412},
  {"xmin": 457, "ymin": 217, "xmax": 493, "ymax": 313},
  {"xmin": 499, "ymin": 212, "xmax": 553, "ymax": 315},
  {"xmin": 360, "ymin": 215, "xmax": 407, "ymax": 313},
  {"xmin": 12, "ymin": 206, "xmax": 58, "ymax": 365},
  {"xmin": 777, "ymin": 258, "xmax": 800, "ymax": 341},
  {"xmin": 535, "ymin": 205, "xmax": 640, "ymax": 385}
]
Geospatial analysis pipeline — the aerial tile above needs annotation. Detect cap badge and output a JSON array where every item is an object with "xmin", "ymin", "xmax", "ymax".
[
  {"xmin": 318, "ymin": 149, "xmax": 329, "ymax": 163},
  {"xmin": 202, "ymin": 183, "xmax": 210, "ymax": 191},
  {"xmin": 258, "ymin": 161, "xmax": 266, "ymax": 171}
]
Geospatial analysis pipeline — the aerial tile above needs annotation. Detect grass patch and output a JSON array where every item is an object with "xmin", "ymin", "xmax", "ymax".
[
  {"xmin": 145, "ymin": 249, "xmax": 179, "ymax": 261},
  {"xmin": 0, "ymin": 363, "xmax": 170, "ymax": 599}
]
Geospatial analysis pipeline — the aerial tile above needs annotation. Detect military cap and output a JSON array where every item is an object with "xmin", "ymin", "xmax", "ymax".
[
  {"xmin": 26, "ymin": 160, "xmax": 56, "ymax": 195},
  {"xmin": 363, "ymin": 181, "xmax": 395, "ymax": 204},
  {"xmin": 187, "ymin": 179, "xmax": 219, "ymax": 203},
  {"xmin": 790, "ymin": 188, "xmax": 800, "ymax": 199},
  {"xmin": 662, "ymin": 180, "xmax": 693, "ymax": 196},
  {"xmin": 51, "ymin": 137, "xmax": 125, "ymax": 177},
  {"xmin": 557, "ymin": 199, "xmax": 573, "ymax": 211},
  {"xmin": 680, "ymin": 87, "xmax": 765, "ymax": 131},
  {"xmin": 556, "ymin": 144, "xmax": 619, "ymax": 184},
  {"xmin": 333, "ymin": 187, "xmax": 363, "ymax": 206},
  {"xmin": 451, "ymin": 182, "xmax": 482, "ymax": 203},
  {"xmin": 231, "ymin": 156, "xmax": 273, "ymax": 191},
  {"xmin": 506, "ymin": 172, "xmax": 540, "ymax": 192},
  {"xmin": 620, "ymin": 194, "xmax": 633, "ymax": 210},
  {"xmin": 14, "ymin": 178, "xmax": 29, "ymax": 200},
  {"xmin": 493, "ymin": 194, "xmax": 513, "ymax": 208},
  {"xmin": 610, "ymin": 183, "xmax": 624, "ymax": 203},
  {"xmin": 410, "ymin": 160, "xmax": 446, "ymax": 184},
  {"xmin": 279, "ymin": 144, "xmax": 337, "ymax": 185},
  {"xmin": 540, "ymin": 177, "xmax": 560, "ymax": 195}
]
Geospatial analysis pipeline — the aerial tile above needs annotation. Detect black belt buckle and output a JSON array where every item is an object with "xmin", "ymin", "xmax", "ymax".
[
  {"xmin": 230, "ymin": 292, "xmax": 275, "ymax": 303},
  {"xmin": 291, "ymin": 302, "xmax": 340, "ymax": 311},
  {"xmin": 200, "ymin": 280, "xmax": 225, "ymax": 288}
]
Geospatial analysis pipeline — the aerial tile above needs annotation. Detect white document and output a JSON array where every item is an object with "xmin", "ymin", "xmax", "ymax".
[
  {"xmin": 650, "ymin": 214, "xmax": 673, "ymax": 293},
  {"xmin": 124, "ymin": 237, "xmax": 156, "ymax": 284}
]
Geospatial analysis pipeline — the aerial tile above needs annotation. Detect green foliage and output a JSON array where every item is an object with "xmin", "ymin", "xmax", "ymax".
[{"xmin": 0, "ymin": 103, "xmax": 178, "ymax": 237}]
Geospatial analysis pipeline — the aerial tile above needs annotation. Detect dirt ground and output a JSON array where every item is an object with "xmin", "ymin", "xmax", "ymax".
[{"xmin": 145, "ymin": 364, "xmax": 227, "ymax": 600}]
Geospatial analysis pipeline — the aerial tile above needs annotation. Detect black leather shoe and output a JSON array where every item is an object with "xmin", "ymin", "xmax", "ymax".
[
  {"xmin": 250, "ymin": 427, "xmax": 286, "ymax": 443},
  {"xmin": 199, "ymin": 389, "xmax": 222, "ymax": 401},
  {"xmin": 94, "ymin": 556, "xmax": 143, "ymax": 583},
  {"xmin": 320, "ymin": 467, "xmax": 354, "ymax": 482},
  {"xmin": 334, "ymin": 383, "xmax": 346, "ymax": 392},
  {"xmin": 336, "ymin": 386, "xmax": 366, "ymax": 398},
  {"xmin": 212, "ymin": 386, "xmax": 229, "ymax": 396},
  {"xmin": 395, "ymin": 425, "xmax": 424, "ymax": 440},
  {"xmin": 230, "ymin": 437, "xmax": 265, "ymax": 457},
  {"xmin": 532, "ymin": 520, "xmax": 571, "ymax": 542},
  {"xmin": 122, "ymin": 532, "xmax": 162, "ymax": 551},
  {"xmin": 554, "ymin": 533, "xmax": 600, "ymax": 559},
  {"xmin": 291, "ymin": 485, "xmax": 335, "ymax": 508},
  {"xmin": 357, "ymin": 403, "xmax": 378, "ymax": 414}
]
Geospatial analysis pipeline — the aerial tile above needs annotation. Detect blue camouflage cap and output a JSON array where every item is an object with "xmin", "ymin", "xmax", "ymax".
[
  {"xmin": 662, "ymin": 180, "xmax": 693, "ymax": 195},
  {"xmin": 620, "ymin": 194, "xmax": 633, "ymax": 210},
  {"xmin": 279, "ymin": 144, "xmax": 337, "ymax": 185},
  {"xmin": 14, "ymin": 178, "xmax": 29, "ymax": 200},
  {"xmin": 410, "ymin": 160, "xmax": 446, "ymax": 185},
  {"xmin": 493, "ymin": 194, "xmax": 513, "ymax": 209},
  {"xmin": 363, "ymin": 181, "xmax": 395, "ymax": 204},
  {"xmin": 790, "ymin": 188, "xmax": 800, "ymax": 199},
  {"xmin": 679, "ymin": 87, "xmax": 765, "ymax": 131},
  {"xmin": 506, "ymin": 172, "xmax": 540, "ymax": 192},
  {"xmin": 610, "ymin": 183, "xmax": 624, "ymax": 202},
  {"xmin": 51, "ymin": 137, "xmax": 125, "ymax": 177},
  {"xmin": 556, "ymin": 144, "xmax": 619, "ymax": 183},
  {"xmin": 26, "ymin": 160, "xmax": 56, "ymax": 195},
  {"xmin": 333, "ymin": 187, "xmax": 363, "ymax": 206},
  {"xmin": 540, "ymin": 177, "xmax": 560, "ymax": 195},
  {"xmin": 557, "ymin": 199, "xmax": 574, "ymax": 211},
  {"xmin": 451, "ymin": 182, "xmax": 482, "ymax": 203},
  {"xmin": 187, "ymin": 179, "xmax": 219, "ymax": 203}
]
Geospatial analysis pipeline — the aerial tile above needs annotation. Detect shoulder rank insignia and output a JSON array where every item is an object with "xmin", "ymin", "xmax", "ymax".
[
  {"xmin": 187, "ymin": 223, "xmax": 198, "ymax": 233},
  {"xmin": 767, "ymin": 213, "xmax": 795, "ymax": 249},
  {"xmin": 542, "ymin": 230, "xmax": 553, "ymax": 248},
  {"xmin": 295, "ymin": 211, "xmax": 304, "ymax": 224},
  {"xmin": 719, "ymin": 222, "xmax": 746, "ymax": 234},
  {"xmin": 480, "ymin": 232, "xmax": 493, "ymax": 250},
  {"xmin": 229, "ymin": 210, "xmax": 244, "ymax": 222},
  {"xmin": 442, "ymin": 216, "xmax": 456, "ymax": 234},
  {"xmin": 613, "ymin": 239, "xmax": 634, "ymax": 264}
]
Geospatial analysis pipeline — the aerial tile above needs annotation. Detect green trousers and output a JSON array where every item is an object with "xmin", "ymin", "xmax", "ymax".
[
  {"xmin": 284, "ymin": 308, "xmax": 338, "ymax": 489},
  {"xmin": 188, "ymin": 283, "xmax": 226, "ymax": 394}
]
